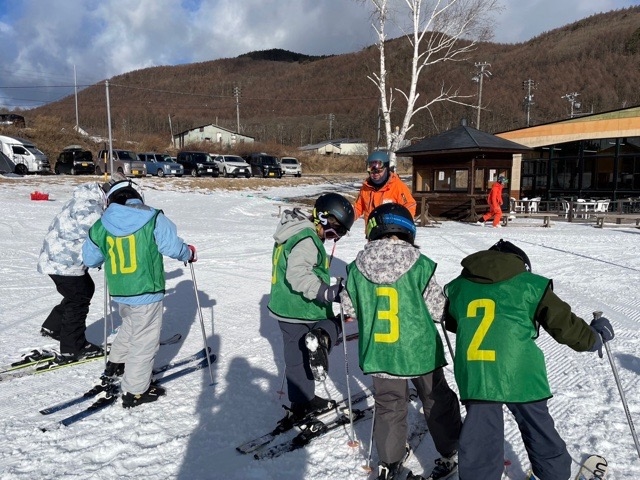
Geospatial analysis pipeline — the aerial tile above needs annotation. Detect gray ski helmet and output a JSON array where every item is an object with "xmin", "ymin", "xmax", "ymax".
[
  {"xmin": 489, "ymin": 239, "xmax": 531, "ymax": 271},
  {"xmin": 366, "ymin": 203, "xmax": 416, "ymax": 244},
  {"xmin": 367, "ymin": 150, "xmax": 391, "ymax": 169},
  {"xmin": 106, "ymin": 180, "xmax": 143, "ymax": 206},
  {"xmin": 313, "ymin": 193, "xmax": 355, "ymax": 233}
]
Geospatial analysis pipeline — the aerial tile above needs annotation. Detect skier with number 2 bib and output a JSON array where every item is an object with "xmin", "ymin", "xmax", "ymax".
[{"xmin": 444, "ymin": 239, "xmax": 614, "ymax": 480}]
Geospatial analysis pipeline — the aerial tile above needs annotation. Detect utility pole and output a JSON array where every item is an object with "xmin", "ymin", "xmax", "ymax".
[
  {"xmin": 523, "ymin": 79, "xmax": 535, "ymax": 127},
  {"xmin": 562, "ymin": 92, "xmax": 581, "ymax": 118},
  {"xmin": 472, "ymin": 62, "xmax": 491, "ymax": 130},
  {"xmin": 328, "ymin": 113, "xmax": 335, "ymax": 140},
  {"xmin": 233, "ymin": 86, "xmax": 241, "ymax": 133},
  {"xmin": 168, "ymin": 114, "xmax": 174, "ymax": 147},
  {"xmin": 105, "ymin": 80, "xmax": 113, "ymax": 179},
  {"xmin": 73, "ymin": 65, "xmax": 79, "ymax": 130}
]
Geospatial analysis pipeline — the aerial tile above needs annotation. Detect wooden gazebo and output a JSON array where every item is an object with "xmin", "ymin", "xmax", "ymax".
[{"xmin": 396, "ymin": 123, "xmax": 530, "ymax": 220}]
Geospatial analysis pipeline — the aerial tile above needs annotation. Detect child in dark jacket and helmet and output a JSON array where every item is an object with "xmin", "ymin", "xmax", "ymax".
[
  {"xmin": 444, "ymin": 239, "xmax": 614, "ymax": 480},
  {"xmin": 341, "ymin": 203, "xmax": 462, "ymax": 480}
]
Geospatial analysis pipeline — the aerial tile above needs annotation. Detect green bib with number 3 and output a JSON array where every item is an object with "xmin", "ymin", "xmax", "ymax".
[{"xmin": 347, "ymin": 255, "xmax": 445, "ymax": 377}]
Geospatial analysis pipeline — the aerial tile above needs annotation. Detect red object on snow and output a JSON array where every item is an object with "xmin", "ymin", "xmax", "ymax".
[{"xmin": 30, "ymin": 191, "xmax": 49, "ymax": 201}]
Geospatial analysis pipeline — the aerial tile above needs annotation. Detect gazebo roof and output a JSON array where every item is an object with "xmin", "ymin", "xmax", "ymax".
[{"xmin": 396, "ymin": 125, "xmax": 530, "ymax": 155}]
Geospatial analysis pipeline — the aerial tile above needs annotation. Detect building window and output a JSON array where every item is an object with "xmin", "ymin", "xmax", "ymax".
[{"xmin": 434, "ymin": 169, "xmax": 469, "ymax": 191}]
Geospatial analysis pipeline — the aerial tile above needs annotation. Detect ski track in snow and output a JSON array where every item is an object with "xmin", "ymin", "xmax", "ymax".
[{"xmin": 0, "ymin": 176, "xmax": 639, "ymax": 479}]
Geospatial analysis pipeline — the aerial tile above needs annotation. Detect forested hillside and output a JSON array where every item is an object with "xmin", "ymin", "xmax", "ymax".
[{"xmin": 6, "ymin": 6, "xmax": 640, "ymax": 155}]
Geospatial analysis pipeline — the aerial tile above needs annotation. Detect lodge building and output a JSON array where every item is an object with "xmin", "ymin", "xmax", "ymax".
[{"xmin": 397, "ymin": 105, "xmax": 640, "ymax": 219}]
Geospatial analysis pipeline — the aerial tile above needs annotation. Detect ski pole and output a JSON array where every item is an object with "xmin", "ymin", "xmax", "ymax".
[
  {"xmin": 190, "ymin": 262, "xmax": 214, "ymax": 385},
  {"xmin": 328, "ymin": 240, "xmax": 337, "ymax": 267},
  {"xmin": 339, "ymin": 290, "xmax": 358, "ymax": 447},
  {"xmin": 103, "ymin": 270, "xmax": 109, "ymax": 368},
  {"xmin": 277, "ymin": 369, "xmax": 286, "ymax": 398},
  {"xmin": 362, "ymin": 403, "xmax": 376, "ymax": 473},
  {"xmin": 439, "ymin": 318, "xmax": 455, "ymax": 362},
  {"xmin": 593, "ymin": 311, "xmax": 640, "ymax": 459}
]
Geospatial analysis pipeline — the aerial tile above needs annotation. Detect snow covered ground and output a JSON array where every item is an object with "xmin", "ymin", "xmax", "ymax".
[{"xmin": 0, "ymin": 175, "xmax": 639, "ymax": 480}]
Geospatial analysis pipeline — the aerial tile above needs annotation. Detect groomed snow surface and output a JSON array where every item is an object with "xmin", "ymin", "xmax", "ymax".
[{"xmin": 0, "ymin": 176, "xmax": 638, "ymax": 479}]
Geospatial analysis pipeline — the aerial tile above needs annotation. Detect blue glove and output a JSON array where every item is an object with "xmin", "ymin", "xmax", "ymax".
[{"xmin": 589, "ymin": 317, "xmax": 614, "ymax": 358}]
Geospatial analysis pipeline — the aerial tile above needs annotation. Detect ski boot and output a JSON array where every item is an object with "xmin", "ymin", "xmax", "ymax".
[{"xmin": 305, "ymin": 328, "xmax": 330, "ymax": 381}]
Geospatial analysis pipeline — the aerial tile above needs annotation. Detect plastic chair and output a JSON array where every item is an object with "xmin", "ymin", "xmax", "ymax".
[
  {"xmin": 594, "ymin": 200, "xmax": 609, "ymax": 213},
  {"xmin": 575, "ymin": 199, "xmax": 594, "ymax": 218},
  {"xmin": 560, "ymin": 199, "xmax": 571, "ymax": 218},
  {"xmin": 529, "ymin": 197, "xmax": 541, "ymax": 214}
]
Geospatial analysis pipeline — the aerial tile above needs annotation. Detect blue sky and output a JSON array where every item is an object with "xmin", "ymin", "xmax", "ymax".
[{"xmin": 0, "ymin": 0, "xmax": 637, "ymax": 110}]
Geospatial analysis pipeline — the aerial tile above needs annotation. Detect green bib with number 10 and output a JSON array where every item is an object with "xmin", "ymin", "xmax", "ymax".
[{"xmin": 445, "ymin": 272, "xmax": 551, "ymax": 403}]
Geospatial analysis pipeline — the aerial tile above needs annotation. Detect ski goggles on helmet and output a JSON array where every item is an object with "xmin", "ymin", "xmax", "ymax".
[{"xmin": 367, "ymin": 160, "xmax": 387, "ymax": 174}]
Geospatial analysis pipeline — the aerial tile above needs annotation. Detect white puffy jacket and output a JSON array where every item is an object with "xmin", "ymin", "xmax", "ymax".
[{"xmin": 37, "ymin": 182, "xmax": 106, "ymax": 276}]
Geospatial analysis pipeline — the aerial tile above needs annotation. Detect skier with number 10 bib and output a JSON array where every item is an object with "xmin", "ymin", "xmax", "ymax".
[{"xmin": 82, "ymin": 180, "xmax": 196, "ymax": 408}]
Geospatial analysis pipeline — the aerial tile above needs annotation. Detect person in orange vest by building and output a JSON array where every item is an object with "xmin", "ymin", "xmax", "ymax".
[{"xmin": 477, "ymin": 176, "xmax": 506, "ymax": 228}]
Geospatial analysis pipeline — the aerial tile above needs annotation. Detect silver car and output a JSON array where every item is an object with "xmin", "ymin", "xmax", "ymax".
[
  {"xmin": 213, "ymin": 154, "xmax": 252, "ymax": 178},
  {"xmin": 280, "ymin": 157, "xmax": 302, "ymax": 177},
  {"xmin": 138, "ymin": 152, "xmax": 184, "ymax": 177}
]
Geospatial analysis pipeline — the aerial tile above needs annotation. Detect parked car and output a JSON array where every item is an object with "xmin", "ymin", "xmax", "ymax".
[
  {"xmin": 137, "ymin": 152, "xmax": 184, "ymax": 177},
  {"xmin": 54, "ymin": 145, "xmax": 95, "ymax": 175},
  {"xmin": 279, "ymin": 157, "xmax": 302, "ymax": 177},
  {"xmin": 0, "ymin": 135, "xmax": 50, "ymax": 174},
  {"xmin": 243, "ymin": 152, "xmax": 282, "ymax": 178},
  {"xmin": 175, "ymin": 151, "xmax": 220, "ymax": 177},
  {"xmin": 96, "ymin": 149, "xmax": 147, "ymax": 177},
  {"xmin": 212, "ymin": 154, "xmax": 251, "ymax": 178}
]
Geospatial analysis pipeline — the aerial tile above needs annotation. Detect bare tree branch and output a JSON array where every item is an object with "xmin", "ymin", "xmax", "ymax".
[{"xmin": 363, "ymin": 0, "xmax": 502, "ymax": 165}]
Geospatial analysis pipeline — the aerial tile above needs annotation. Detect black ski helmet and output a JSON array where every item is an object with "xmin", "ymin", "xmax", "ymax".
[
  {"xmin": 366, "ymin": 203, "xmax": 416, "ymax": 244},
  {"xmin": 313, "ymin": 193, "xmax": 355, "ymax": 234},
  {"xmin": 489, "ymin": 239, "xmax": 532, "ymax": 271},
  {"xmin": 106, "ymin": 180, "xmax": 143, "ymax": 206}
]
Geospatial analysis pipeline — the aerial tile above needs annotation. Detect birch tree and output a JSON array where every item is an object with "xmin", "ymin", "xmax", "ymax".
[{"xmin": 364, "ymin": 0, "xmax": 501, "ymax": 166}]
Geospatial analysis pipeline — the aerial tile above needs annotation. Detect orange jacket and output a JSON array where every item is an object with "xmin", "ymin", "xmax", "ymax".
[
  {"xmin": 487, "ymin": 182, "xmax": 504, "ymax": 208},
  {"xmin": 353, "ymin": 173, "xmax": 417, "ymax": 227}
]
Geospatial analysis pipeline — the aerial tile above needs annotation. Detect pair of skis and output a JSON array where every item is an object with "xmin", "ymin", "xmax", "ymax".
[
  {"xmin": 39, "ymin": 346, "xmax": 215, "ymax": 430},
  {"xmin": 0, "ymin": 333, "xmax": 182, "ymax": 381},
  {"xmin": 236, "ymin": 389, "xmax": 373, "ymax": 459}
]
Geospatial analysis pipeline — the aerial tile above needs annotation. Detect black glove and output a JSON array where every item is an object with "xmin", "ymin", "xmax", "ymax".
[
  {"xmin": 316, "ymin": 282, "xmax": 344, "ymax": 304},
  {"xmin": 589, "ymin": 317, "xmax": 614, "ymax": 358}
]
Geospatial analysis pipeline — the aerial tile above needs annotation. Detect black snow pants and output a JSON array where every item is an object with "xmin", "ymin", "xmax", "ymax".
[{"xmin": 42, "ymin": 272, "xmax": 95, "ymax": 354}]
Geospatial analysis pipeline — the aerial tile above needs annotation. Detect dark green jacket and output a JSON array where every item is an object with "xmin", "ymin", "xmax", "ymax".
[{"xmin": 444, "ymin": 250, "xmax": 596, "ymax": 352}]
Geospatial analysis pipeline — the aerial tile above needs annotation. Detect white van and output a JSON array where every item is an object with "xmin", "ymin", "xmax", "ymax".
[{"xmin": 0, "ymin": 135, "xmax": 50, "ymax": 174}]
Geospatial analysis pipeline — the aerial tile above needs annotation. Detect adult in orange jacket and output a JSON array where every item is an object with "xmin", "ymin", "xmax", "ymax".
[
  {"xmin": 353, "ymin": 150, "xmax": 417, "ymax": 232},
  {"xmin": 478, "ymin": 176, "xmax": 506, "ymax": 227}
]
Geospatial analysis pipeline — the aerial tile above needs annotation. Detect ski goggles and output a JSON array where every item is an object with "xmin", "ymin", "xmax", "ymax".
[
  {"xmin": 367, "ymin": 160, "xmax": 387, "ymax": 174},
  {"xmin": 323, "ymin": 217, "xmax": 348, "ymax": 240}
]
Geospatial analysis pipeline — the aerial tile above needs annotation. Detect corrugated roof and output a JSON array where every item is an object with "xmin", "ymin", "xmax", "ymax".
[{"xmin": 396, "ymin": 125, "xmax": 530, "ymax": 154}]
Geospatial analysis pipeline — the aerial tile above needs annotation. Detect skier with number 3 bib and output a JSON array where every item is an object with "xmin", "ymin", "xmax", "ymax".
[
  {"xmin": 341, "ymin": 203, "xmax": 462, "ymax": 480},
  {"xmin": 444, "ymin": 239, "xmax": 614, "ymax": 480}
]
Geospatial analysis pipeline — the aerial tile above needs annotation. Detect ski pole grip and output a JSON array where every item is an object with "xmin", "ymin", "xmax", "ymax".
[{"xmin": 593, "ymin": 311, "xmax": 603, "ymax": 320}]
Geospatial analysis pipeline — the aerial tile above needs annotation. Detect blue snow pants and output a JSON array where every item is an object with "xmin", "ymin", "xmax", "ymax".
[{"xmin": 458, "ymin": 400, "xmax": 571, "ymax": 480}]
